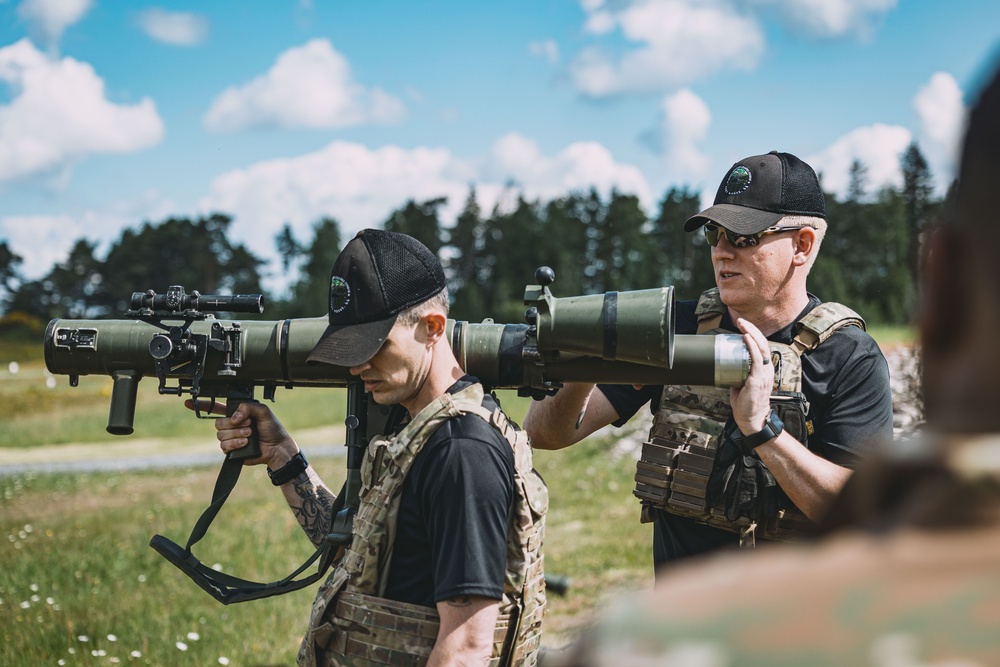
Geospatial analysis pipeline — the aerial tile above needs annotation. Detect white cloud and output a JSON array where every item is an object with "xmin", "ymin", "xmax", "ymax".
[
  {"xmin": 570, "ymin": 0, "xmax": 765, "ymax": 97},
  {"xmin": 17, "ymin": 0, "xmax": 92, "ymax": 47},
  {"xmin": 804, "ymin": 73, "xmax": 965, "ymax": 200},
  {"xmin": 914, "ymin": 71, "xmax": 965, "ymax": 190},
  {"xmin": 528, "ymin": 39, "xmax": 559, "ymax": 65},
  {"xmin": 197, "ymin": 141, "xmax": 475, "ymax": 266},
  {"xmin": 488, "ymin": 132, "xmax": 654, "ymax": 209},
  {"xmin": 5, "ymin": 133, "xmax": 651, "ymax": 293},
  {"xmin": 806, "ymin": 123, "xmax": 912, "ymax": 199},
  {"xmin": 0, "ymin": 39, "xmax": 165, "ymax": 183},
  {"xmin": 659, "ymin": 89, "xmax": 712, "ymax": 184},
  {"xmin": 197, "ymin": 136, "xmax": 652, "ymax": 282},
  {"xmin": 203, "ymin": 39, "xmax": 406, "ymax": 132},
  {"xmin": 136, "ymin": 8, "xmax": 209, "ymax": 46},
  {"xmin": 0, "ymin": 190, "xmax": 176, "ymax": 280},
  {"xmin": 569, "ymin": 0, "xmax": 898, "ymax": 97},
  {"xmin": 1, "ymin": 214, "xmax": 81, "ymax": 279},
  {"xmin": 747, "ymin": 0, "xmax": 897, "ymax": 38}
]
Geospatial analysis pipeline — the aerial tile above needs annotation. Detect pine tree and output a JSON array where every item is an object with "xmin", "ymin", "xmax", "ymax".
[
  {"xmin": 900, "ymin": 142, "xmax": 934, "ymax": 285},
  {"xmin": 448, "ymin": 188, "xmax": 488, "ymax": 321},
  {"xmin": 383, "ymin": 198, "xmax": 446, "ymax": 255},
  {"xmin": 651, "ymin": 187, "xmax": 710, "ymax": 301}
]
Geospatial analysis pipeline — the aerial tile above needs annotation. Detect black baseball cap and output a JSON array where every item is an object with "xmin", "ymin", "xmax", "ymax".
[
  {"xmin": 684, "ymin": 151, "xmax": 825, "ymax": 234},
  {"xmin": 307, "ymin": 229, "xmax": 446, "ymax": 367}
]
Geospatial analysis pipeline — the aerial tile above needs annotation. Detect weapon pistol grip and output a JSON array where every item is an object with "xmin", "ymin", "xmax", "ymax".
[{"xmin": 225, "ymin": 396, "xmax": 261, "ymax": 461}]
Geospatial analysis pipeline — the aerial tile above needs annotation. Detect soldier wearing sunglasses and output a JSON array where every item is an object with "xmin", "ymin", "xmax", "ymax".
[{"xmin": 524, "ymin": 151, "xmax": 894, "ymax": 570}]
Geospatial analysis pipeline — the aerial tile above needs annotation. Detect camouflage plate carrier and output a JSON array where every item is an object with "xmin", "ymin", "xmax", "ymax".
[
  {"xmin": 633, "ymin": 288, "xmax": 864, "ymax": 544},
  {"xmin": 299, "ymin": 383, "xmax": 548, "ymax": 667}
]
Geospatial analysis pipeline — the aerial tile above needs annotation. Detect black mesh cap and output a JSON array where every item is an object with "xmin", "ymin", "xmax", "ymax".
[
  {"xmin": 684, "ymin": 151, "xmax": 826, "ymax": 234},
  {"xmin": 307, "ymin": 229, "xmax": 446, "ymax": 367}
]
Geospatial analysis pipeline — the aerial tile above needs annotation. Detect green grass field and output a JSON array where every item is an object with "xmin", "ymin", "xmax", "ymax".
[
  {"xmin": 1, "ymin": 335, "xmax": 651, "ymax": 664},
  {"xmin": 0, "ymin": 325, "xmax": 916, "ymax": 664},
  {"xmin": 0, "ymin": 434, "xmax": 650, "ymax": 664}
]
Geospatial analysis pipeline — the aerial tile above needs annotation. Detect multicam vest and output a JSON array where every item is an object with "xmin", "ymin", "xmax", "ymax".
[
  {"xmin": 633, "ymin": 288, "xmax": 864, "ymax": 543},
  {"xmin": 298, "ymin": 383, "xmax": 548, "ymax": 667}
]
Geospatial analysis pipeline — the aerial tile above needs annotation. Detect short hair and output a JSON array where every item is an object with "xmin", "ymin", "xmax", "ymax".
[
  {"xmin": 779, "ymin": 215, "xmax": 826, "ymax": 271},
  {"xmin": 396, "ymin": 287, "xmax": 450, "ymax": 326}
]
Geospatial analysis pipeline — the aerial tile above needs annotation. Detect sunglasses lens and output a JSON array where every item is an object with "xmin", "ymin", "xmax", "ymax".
[
  {"xmin": 705, "ymin": 225, "xmax": 756, "ymax": 247},
  {"xmin": 705, "ymin": 225, "xmax": 721, "ymax": 246},
  {"xmin": 704, "ymin": 224, "xmax": 799, "ymax": 248}
]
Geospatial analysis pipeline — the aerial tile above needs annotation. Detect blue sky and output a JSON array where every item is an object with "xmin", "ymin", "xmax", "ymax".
[{"xmin": 0, "ymin": 0, "xmax": 998, "ymax": 294}]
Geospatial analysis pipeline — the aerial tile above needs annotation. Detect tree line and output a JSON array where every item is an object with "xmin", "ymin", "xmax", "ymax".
[{"xmin": 0, "ymin": 142, "xmax": 942, "ymax": 332}]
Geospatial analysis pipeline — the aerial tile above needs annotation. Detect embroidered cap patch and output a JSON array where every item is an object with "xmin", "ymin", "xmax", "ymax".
[
  {"xmin": 725, "ymin": 165, "xmax": 752, "ymax": 196},
  {"xmin": 329, "ymin": 276, "xmax": 351, "ymax": 314}
]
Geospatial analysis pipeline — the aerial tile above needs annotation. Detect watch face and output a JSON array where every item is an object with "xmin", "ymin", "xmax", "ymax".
[
  {"xmin": 767, "ymin": 409, "xmax": 784, "ymax": 432},
  {"xmin": 745, "ymin": 409, "xmax": 783, "ymax": 448}
]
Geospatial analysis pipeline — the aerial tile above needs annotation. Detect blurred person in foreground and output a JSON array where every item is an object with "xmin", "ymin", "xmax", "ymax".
[
  {"xmin": 524, "ymin": 149, "xmax": 893, "ymax": 568},
  {"xmin": 567, "ymin": 61, "xmax": 1000, "ymax": 665},
  {"xmin": 205, "ymin": 230, "xmax": 546, "ymax": 666}
]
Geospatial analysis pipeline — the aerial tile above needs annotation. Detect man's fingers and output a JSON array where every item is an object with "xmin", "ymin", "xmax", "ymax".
[
  {"xmin": 183, "ymin": 398, "xmax": 227, "ymax": 415},
  {"xmin": 743, "ymin": 332, "xmax": 765, "ymax": 372}
]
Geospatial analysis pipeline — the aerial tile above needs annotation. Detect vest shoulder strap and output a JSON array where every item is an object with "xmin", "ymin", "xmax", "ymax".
[
  {"xmin": 790, "ymin": 302, "xmax": 866, "ymax": 355},
  {"xmin": 694, "ymin": 288, "xmax": 866, "ymax": 356},
  {"xmin": 695, "ymin": 288, "xmax": 725, "ymax": 334}
]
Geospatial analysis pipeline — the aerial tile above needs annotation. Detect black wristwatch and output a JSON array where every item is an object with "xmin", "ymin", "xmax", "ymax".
[
  {"xmin": 742, "ymin": 409, "xmax": 784, "ymax": 449},
  {"xmin": 267, "ymin": 451, "xmax": 308, "ymax": 486}
]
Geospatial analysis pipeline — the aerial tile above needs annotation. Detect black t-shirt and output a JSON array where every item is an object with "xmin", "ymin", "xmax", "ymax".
[
  {"xmin": 382, "ymin": 376, "xmax": 516, "ymax": 608},
  {"xmin": 600, "ymin": 295, "xmax": 894, "ymax": 567}
]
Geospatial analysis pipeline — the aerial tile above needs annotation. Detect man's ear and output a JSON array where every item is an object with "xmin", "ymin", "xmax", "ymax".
[
  {"xmin": 791, "ymin": 227, "xmax": 815, "ymax": 267},
  {"xmin": 421, "ymin": 311, "xmax": 447, "ymax": 344},
  {"xmin": 920, "ymin": 226, "xmax": 967, "ymax": 354}
]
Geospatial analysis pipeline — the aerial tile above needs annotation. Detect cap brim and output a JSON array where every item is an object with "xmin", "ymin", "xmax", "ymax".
[
  {"xmin": 684, "ymin": 204, "xmax": 784, "ymax": 234},
  {"xmin": 306, "ymin": 314, "xmax": 398, "ymax": 367}
]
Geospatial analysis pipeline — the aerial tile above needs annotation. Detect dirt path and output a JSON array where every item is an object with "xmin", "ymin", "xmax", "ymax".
[{"xmin": 0, "ymin": 424, "xmax": 348, "ymax": 475}]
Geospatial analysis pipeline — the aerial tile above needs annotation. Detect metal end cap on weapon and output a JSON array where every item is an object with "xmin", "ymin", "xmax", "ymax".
[{"xmin": 714, "ymin": 334, "xmax": 751, "ymax": 387}]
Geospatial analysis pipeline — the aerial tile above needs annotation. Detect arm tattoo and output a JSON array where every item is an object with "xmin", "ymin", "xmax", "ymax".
[
  {"xmin": 289, "ymin": 468, "xmax": 336, "ymax": 547},
  {"xmin": 446, "ymin": 595, "xmax": 472, "ymax": 608}
]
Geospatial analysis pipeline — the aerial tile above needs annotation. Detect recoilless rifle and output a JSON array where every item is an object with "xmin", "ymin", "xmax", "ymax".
[{"xmin": 43, "ymin": 269, "xmax": 750, "ymax": 602}]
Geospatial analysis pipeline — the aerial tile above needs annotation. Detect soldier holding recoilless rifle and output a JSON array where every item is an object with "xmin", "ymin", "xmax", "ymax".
[
  {"xmin": 200, "ymin": 230, "xmax": 547, "ymax": 667},
  {"xmin": 568, "ymin": 56, "xmax": 1000, "ymax": 667},
  {"xmin": 524, "ymin": 151, "xmax": 895, "ymax": 568}
]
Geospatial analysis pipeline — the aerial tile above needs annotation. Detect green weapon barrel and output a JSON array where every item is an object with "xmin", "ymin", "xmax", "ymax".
[{"xmin": 44, "ymin": 287, "xmax": 748, "ymax": 436}]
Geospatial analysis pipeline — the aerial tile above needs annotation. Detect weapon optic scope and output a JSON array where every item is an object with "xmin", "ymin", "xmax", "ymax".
[{"xmin": 129, "ymin": 285, "xmax": 264, "ymax": 317}]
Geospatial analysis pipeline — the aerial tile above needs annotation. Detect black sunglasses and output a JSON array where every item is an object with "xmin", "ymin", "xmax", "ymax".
[{"xmin": 704, "ymin": 223, "xmax": 800, "ymax": 248}]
